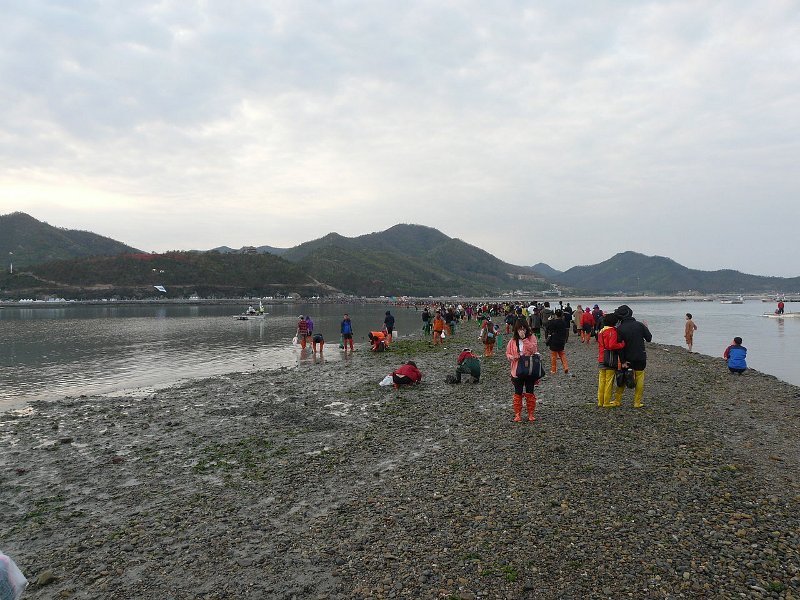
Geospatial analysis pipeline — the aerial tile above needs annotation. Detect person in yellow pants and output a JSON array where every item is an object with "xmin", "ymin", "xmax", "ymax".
[{"xmin": 597, "ymin": 314, "xmax": 625, "ymax": 407}]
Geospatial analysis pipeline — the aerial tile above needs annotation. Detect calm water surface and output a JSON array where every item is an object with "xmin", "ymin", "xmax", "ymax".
[{"xmin": 1, "ymin": 300, "xmax": 798, "ymax": 411}]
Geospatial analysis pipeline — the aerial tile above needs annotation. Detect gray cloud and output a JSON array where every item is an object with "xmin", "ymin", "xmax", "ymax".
[{"xmin": 1, "ymin": 0, "xmax": 798, "ymax": 276}]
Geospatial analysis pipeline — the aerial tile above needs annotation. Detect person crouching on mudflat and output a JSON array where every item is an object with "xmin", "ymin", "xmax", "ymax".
[{"xmin": 391, "ymin": 361, "xmax": 422, "ymax": 389}]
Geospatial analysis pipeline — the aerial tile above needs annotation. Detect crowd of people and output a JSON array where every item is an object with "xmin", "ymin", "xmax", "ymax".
[{"xmin": 294, "ymin": 300, "xmax": 748, "ymax": 421}]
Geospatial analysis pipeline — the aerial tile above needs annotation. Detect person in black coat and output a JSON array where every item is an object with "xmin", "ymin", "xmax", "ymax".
[
  {"xmin": 545, "ymin": 309, "xmax": 569, "ymax": 374},
  {"xmin": 612, "ymin": 305, "xmax": 653, "ymax": 408}
]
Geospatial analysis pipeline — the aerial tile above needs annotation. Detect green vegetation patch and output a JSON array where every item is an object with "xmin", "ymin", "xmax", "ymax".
[{"xmin": 192, "ymin": 436, "xmax": 275, "ymax": 479}]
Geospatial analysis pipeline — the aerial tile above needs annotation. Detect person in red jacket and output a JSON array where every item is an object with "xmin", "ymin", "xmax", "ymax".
[
  {"xmin": 391, "ymin": 361, "xmax": 422, "ymax": 388},
  {"xmin": 597, "ymin": 314, "xmax": 626, "ymax": 407},
  {"xmin": 580, "ymin": 308, "xmax": 594, "ymax": 343}
]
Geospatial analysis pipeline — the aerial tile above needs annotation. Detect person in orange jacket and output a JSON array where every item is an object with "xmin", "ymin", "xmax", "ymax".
[
  {"xmin": 597, "ymin": 314, "xmax": 625, "ymax": 407},
  {"xmin": 368, "ymin": 330, "xmax": 387, "ymax": 352},
  {"xmin": 432, "ymin": 311, "xmax": 446, "ymax": 345}
]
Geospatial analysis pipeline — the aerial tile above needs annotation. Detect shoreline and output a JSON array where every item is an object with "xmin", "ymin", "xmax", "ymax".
[
  {"xmin": 2, "ymin": 295, "xmax": 793, "ymax": 310},
  {"xmin": 2, "ymin": 322, "xmax": 798, "ymax": 598}
]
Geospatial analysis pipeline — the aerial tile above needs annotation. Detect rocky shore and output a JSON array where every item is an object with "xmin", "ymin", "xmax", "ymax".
[{"xmin": 1, "ymin": 322, "xmax": 798, "ymax": 599}]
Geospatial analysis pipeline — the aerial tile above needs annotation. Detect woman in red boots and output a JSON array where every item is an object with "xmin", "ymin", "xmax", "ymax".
[{"xmin": 505, "ymin": 319, "xmax": 540, "ymax": 422}]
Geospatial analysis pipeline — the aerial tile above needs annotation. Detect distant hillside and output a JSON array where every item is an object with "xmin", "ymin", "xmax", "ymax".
[
  {"xmin": 0, "ymin": 212, "xmax": 141, "ymax": 268},
  {"xmin": 554, "ymin": 251, "xmax": 800, "ymax": 294},
  {"xmin": 0, "ymin": 251, "xmax": 318, "ymax": 299},
  {"xmin": 531, "ymin": 263, "xmax": 563, "ymax": 279},
  {"xmin": 283, "ymin": 224, "xmax": 550, "ymax": 295}
]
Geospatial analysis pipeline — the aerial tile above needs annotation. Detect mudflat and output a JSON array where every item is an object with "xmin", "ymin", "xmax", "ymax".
[{"xmin": 2, "ymin": 322, "xmax": 798, "ymax": 599}]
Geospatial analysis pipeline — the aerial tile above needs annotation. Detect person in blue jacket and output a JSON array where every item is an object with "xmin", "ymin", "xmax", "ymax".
[
  {"xmin": 341, "ymin": 313, "xmax": 355, "ymax": 352},
  {"xmin": 723, "ymin": 337, "xmax": 747, "ymax": 374}
]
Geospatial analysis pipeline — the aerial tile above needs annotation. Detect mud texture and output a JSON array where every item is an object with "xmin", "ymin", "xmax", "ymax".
[{"xmin": 1, "ymin": 321, "xmax": 799, "ymax": 599}]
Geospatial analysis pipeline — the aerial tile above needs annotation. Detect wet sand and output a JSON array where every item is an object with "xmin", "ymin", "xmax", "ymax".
[{"xmin": 1, "ymin": 322, "xmax": 799, "ymax": 599}]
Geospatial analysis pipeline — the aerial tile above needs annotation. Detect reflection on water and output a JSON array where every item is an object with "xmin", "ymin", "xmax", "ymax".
[
  {"xmin": 1, "ymin": 300, "xmax": 798, "ymax": 411},
  {"xmin": 0, "ymin": 303, "xmax": 427, "ymax": 411}
]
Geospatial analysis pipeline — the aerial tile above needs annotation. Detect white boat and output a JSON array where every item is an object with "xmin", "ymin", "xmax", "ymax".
[
  {"xmin": 761, "ymin": 312, "xmax": 800, "ymax": 318},
  {"xmin": 233, "ymin": 301, "xmax": 268, "ymax": 320},
  {"xmin": 720, "ymin": 295, "xmax": 744, "ymax": 304}
]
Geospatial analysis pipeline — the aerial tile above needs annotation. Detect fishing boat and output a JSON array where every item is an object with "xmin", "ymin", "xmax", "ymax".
[
  {"xmin": 233, "ymin": 301, "xmax": 268, "ymax": 320},
  {"xmin": 720, "ymin": 295, "xmax": 744, "ymax": 304}
]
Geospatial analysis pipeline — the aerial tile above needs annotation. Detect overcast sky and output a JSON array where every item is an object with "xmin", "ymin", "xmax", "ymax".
[{"xmin": 1, "ymin": 1, "xmax": 798, "ymax": 276}]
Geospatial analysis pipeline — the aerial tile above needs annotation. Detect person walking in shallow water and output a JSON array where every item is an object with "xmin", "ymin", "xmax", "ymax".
[{"xmin": 684, "ymin": 313, "xmax": 697, "ymax": 352}]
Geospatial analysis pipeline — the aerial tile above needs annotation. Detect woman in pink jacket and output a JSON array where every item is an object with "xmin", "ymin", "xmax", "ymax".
[{"xmin": 505, "ymin": 319, "xmax": 540, "ymax": 422}]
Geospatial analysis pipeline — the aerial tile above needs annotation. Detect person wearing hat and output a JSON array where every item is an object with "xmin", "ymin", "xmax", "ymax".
[
  {"xmin": 611, "ymin": 305, "xmax": 652, "ymax": 408},
  {"xmin": 449, "ymin": 348, "xmax": 481, "ymax": 383},
  {"xmin": 591, "ymin": 305, "xmax": 603, "ymax": 339}
]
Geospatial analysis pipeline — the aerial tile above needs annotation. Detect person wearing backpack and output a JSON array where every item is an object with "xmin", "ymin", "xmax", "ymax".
[
  {"xmin": 480, "ymin": 315, "xmax": 497, "ymax": 356},
  {"xmin": 505, "ymin": 319, "xmax": 540, "ymax": 422},
  {"xmin": 340, "ymin": 313, "xmax": 355, "ymax": 352}
]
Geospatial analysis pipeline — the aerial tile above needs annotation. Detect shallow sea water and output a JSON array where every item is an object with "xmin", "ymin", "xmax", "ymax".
[{"xmin": 1, "ymin": 299, "xmax": 797, "ymax": 411}]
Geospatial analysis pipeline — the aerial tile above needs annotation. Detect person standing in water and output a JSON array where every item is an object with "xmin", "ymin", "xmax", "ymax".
[{"xmin": 684, "ymin": 313, "xmax": 698, "ymax": 353}]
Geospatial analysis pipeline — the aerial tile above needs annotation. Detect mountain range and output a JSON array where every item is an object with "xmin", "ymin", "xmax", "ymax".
[{"xmin": 1, "ymin": 212, "xmax": 798, "ymax": 298}]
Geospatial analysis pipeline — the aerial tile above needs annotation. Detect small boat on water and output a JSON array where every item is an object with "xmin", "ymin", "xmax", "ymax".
[
  {"xmin": 720, "ymin": 295, "xmax": 744, "ymax": 304},
  {"xmin": 761, "ymin": 312, "xmax": 800, "ymax": 318},
  {"xmin": 233, "ymin": 301, "xmax": 268, "ymax": 321}
]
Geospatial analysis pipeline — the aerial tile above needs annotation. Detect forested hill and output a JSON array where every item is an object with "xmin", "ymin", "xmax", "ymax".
[
  {"xmin": 0, "ymin": 251, "xmax": 319, "ymax": 299},
  {"xmin": 553, "ymin": 251, "xmax": 800, "ymax": 294},
  {"xmin": 0, "ymin": 212, "xmax": 140, "ymax": 268},
  {"xmin": 282, "ymin": 224, "xmax": 549, "ymax": 296}
]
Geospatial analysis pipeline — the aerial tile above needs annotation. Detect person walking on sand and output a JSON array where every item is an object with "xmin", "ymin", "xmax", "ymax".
[
  {"xmin": 573, "ymin": 304, "xmax": 583, "ymax": 336},
  {"xmin": 597, "ymin": 314, "xmax": 625, "ymax": 407},
  {"xmin": 506, "ymin": 320, "xmax": 540, "ymax": 422},
  {"xmin": 480, "ymin": 315, "xmax": 497, "ymax": 356},
  {"xmin": 580, "ymin": 307, "xmax": 594, "ymax": 344},
  {"xmin": 684, "ymin": 313, "xmax": 698, "ymax": 352},
  {"xmin": 611, "ymin": 305, "xmax": 653, "ymax": 408},
  {"xmin": 545, "ymin": 309, "xmax": 569, "ymax": 374},
  {"xmin": 723, "ymin": 337, "xmax": 747, "ymax": 374},
  {"xmin": 341, "ymin": 313, "xmax": 355, "ymax": 352},
  {"xmin": 432, "ymin": 311, "xmax": 446, "ymax": 345}
]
